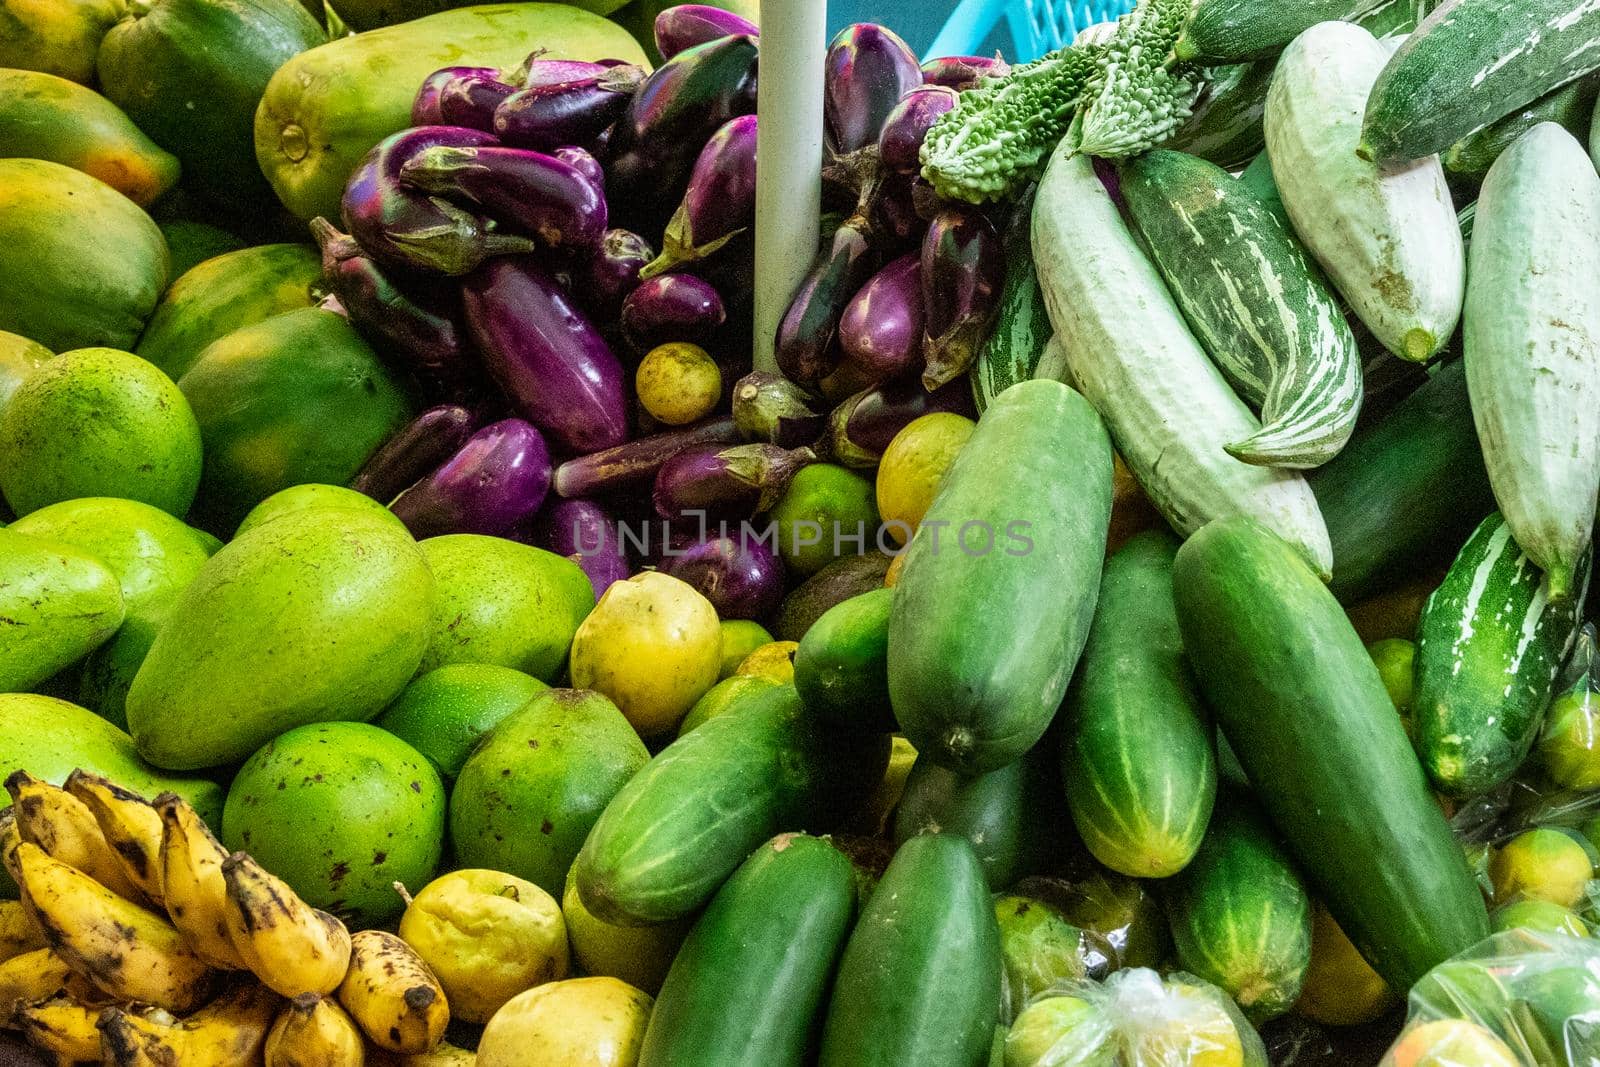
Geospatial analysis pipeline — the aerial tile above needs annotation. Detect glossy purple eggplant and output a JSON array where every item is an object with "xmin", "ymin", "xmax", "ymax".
[
  {"xmin": 534, "ymin": 497, "xmax": 630, "ymax": 597},
  {"xmin": 774, "ymin": 215, "xmax": 880, "ymax": 384},
  {"xmin": 350, "ymin": 404, "xmax": 480, "ymax": 503},
  {"xmin": 554, "ymin": 145, "xmax": 605, "ymax": 192},
  {"xmin": 519, "ymin": 58, "xmax": 619, "ymax": 87},
  {"xmin": 341, "ymin": 126, "xmax": 535, "ymax": 275},
  {"xmin": 437, "ymin": 72, "xmax": 520, "ymax": 132},
  {"xmin": 606, "ymin": 34, "xmax": 760, "ymax": 216},
  {"xmin": 921, "ymin": 207, "xmax": 1005, "ymax": 389},
  {"xmin": 641, "ymin": 114, "xmax": 757, "ymax": 280},
  {"xmin": 493, "ymin": 65, "xmax": 645, "ymax": 152},
  {"xmin": 654, "ymin": 4, "xmax": 760, "ymax": 60},
  {"xmin": 399, "ymin": 145, "xmax": 606, "ymax": 251},
  {"xmin": 310, "ymin": 216, "xmax": 475, "ymax": 391},
  {"xmin": 878, "ymin": 85, "xmax": 958, "ymax": 175},
  {"xmin": 653, "ymin": 442, "xmax": 816, "ymax": 520},
  {"xmin": 621, "ymin": 274, "xmax": 727, "ymax": 352},
  {"xmin": 582, "ymin": 228, "xmax": 655, "ymax": 320},
  {"xmin": 838, "ymin": 251, "xmax": 924, "ymax": 385},
  {"xmin": 824, "ymin": 376, "xmax": 977, "ymax": 468},
  {"xmin": 732, "ymin": 371, "xmax": 826, "ymax": 449},
  {"xmin": 552, "ymin": 416, "xmax": 739, "ymax": 498},
  {"xmin": 825, "ymin": 24, "xmax": 921, "ymax": 156},
  {"xmin": 462, "ymin": 257, "xmax": 629, "ymax": 455},
  {"xmin": 389, "ymin": 418, "xmax": 551, "ymax": 538},
  {"xmin": 414, "ymin": 66, "xmax": 501, "ymax": 125},
  {"xmin": 661, "ymin": 531, "xmax": 784, "ymax": 619},
  {"xmin": 919, "ymin": 55, "xmax": 1010, "ymax": 90}
]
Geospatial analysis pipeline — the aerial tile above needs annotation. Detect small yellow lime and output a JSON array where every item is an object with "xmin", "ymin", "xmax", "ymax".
[
  {"xmin": 735, "ymin": 640, "xmax": 798, "ymax": 684},
  {"xmin": 718, "ymin": 619, "xmax": 773, "ymax": 678},
  {"xmin": 635, "ymin": 342, "xmax": 721, "ymax": 426},
  {"xmin": 1383, "ymin": 1019, "xmax": 1520, "ymax": 1067},
  {"xmin": 1540, "ymin": 689, "xmax": 1600, "ymax": 789},
  {"xmin": 1489, "ymin": 827, "xmax": 1594, "ymax": 908},
  {"xmin": 1295, "ymin": 902, "xmax": 1392, "ymax": 1027},
  {"xmin": 875, "ymin": 412, "xmax": 975, "ymax": 544}
]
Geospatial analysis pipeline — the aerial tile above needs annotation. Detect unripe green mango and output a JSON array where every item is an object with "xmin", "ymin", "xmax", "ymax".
[
  {"xmin": 0, "ymin": 527, "xmax": 125, "ymax": 692},
  {"xmin": 125, "ymin": 506, "xmax": 435, "ymax": 769},
  {"xmin": 234, "ymin": 482, "xmax": 403, "ymax": 539},
  {"xmin": 0, "ymin": 331, "xmax": 51, "ymax": 418}
]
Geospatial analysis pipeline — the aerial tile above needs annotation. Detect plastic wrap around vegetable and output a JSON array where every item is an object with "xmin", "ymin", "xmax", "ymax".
[
  {"xmin": 919, "ymin": 55, "xmax": 1010, "ymax": 90},
  {"xmin": 879, "ymin": 86, "xmax": 959, "ymax": 175},
  {"xmin": 733, "ymin": 371, "xmax": 827, "ymax": 449},
  {"xmin": 825, "ymin": 376, "xmax": 977, "ymax": 468},
  {"xmin": 437, "ymin": 71, "xmax": 520, "ymax": 132},
  {"xmin": 655, "ymin": 4, "xmax": 761, "ymax": 61},
  {"xmin": 554, "ymin": 146, "xmax": 605, "ymax": 193},
  {"xmin": 534, "ymin": 497, "xmax": 630, "ymax": 597},
  {"xmin": 553, "ymin": 416, "xmax": 740, "ymax": 498},
  {"xmin": 399, "ymin": 145, "xmax": 607, "ymax": 252},
  {"xmin": 413, "ymin": 66, "xmax": 500, "ymax": 125},
  {"xmin": 621, "ymin": 273, "xmax": 727, "ymax": 352},
  {"xmin": 351, "ymin": 404, "xmax": 481, "ymax": 504},
  {"xmin": 641, "ymin": 113, "xmax": 758, "ymax": 280},
  {"xmin": 653, "ymin": 442, "xmax": 817, "ymax": 520},
  {"xmin": 493, "ymin": 65, "xmax": 646, "ymax": 153},
  {"xmin": 606, "ymin": 34, "xmax": 760, "ymax": 217},
  {"xmin": 462, "ymin": 256, "xmax": 629, "ymax": 455},
  {"xmin": 839, "ymin": 251, "xmax": 924, "ymax": 385},
  {"xmin": 825, "ymin": 24, "xmax": 922, "ymax": 156},
  {"xmin": 921, "ymin": 208, "xmax": 1004, "ymax": 389},
  {"xmin": 390, "ymin": 417, "xmax": 551, "ymax": 538},
  {"xmin": 661, "ymin": 531, "xmax": 785, "ymax": 620},
  {"xmin": 341, "ymin": 126, "xmax": 535, "ymax": 275},
  {"xmin": 583, "ymin": 228, "xmax": 656, "ymax": 320}
]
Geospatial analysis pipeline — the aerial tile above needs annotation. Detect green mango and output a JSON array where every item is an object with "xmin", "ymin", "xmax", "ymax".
[
  {"xmin": 222, "ymin": 721, "xmax": 445, "ymax": 926},
  {"xmin": 77, "ymin": 613, "xmax": 162, "ymax": 731},
  {"xmin": 157, "ymin": 221, "xmax": 248, "ymax": 280},
  {"xmin": 449, "ymin": 687, "xmax": 649, "ymax": 897},
  {"xmin": 376, "ymin": 663, "xmax": 548, "ymax": 780},
  {"xmin": 0, "ymin": 330, "xmax": 51, "ymax": 417},
  {"xmin": 234, "ymin": 483, "xmax": 403, "ymax": 539},
  {"xmin": 125, "ymin": 506, "xmax": 434, "ymax": 769},
  {"xmin": 135, "ymin": 243, "xmax": 319, "ymax": 381},
  {"xmin": 0, "ymin": 528, "xmax": 124, "ymax": 692},
  {"xmin": 178, "ymin": 307, "xmax": 414, "ymax": 531},
  {"xmin": 418, "ymin": 535, "xmax": 596, "ymax": 681},
  {"xmin": 0, "ymin": 159, "xmax": 168, "ymax": 351}
]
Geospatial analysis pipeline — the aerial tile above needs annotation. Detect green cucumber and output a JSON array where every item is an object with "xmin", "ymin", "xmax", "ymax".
[
  {"xmin": 1443, "ymin": 76, "xmax": 1599, "ymax": 186},
  {"xmin": 1175, "ymin": 0, "xmax": 1387, "ymax": 62},
  {"xmin": 817, "ymin": 834, "xmax": 1001, "ymax": 1067},
  {"xmin": 1172, "ymin": 515, "xmax": 1490, "ymax": 991},
  {"xmin": 1464, "ymin": 122, "xmax": 1600, "ymax": 601},
  {"xmin": 1236, "ymin": 150, "xmax": 1288, "ymax": 227},
  {"xmin": 887, "ymin": 380, "xmax": 1111, "ymax": 775},
  {"xmin": 1414, "ymin": 512, "xmax": 1590, "ymax": 798},
  {"xmin": 971, "ymin": 198, "xmax": 1054, "ymax": 416},
  {"xmin": 1362, "ymin": 0, "xmax": 1600, "ymax": 165},
  {"xmin": 1164, "ymin": 794, "xmax": 1312, "ymax": 1023},
  {"xmin": 1164, "ymin": 60, "xmax": 1273, "ymax": 168},
  {"xmin": 1061, "ymin": 531, "xmax": 1217, "ymax": 879},
  {"xmin": 793, "ymin": 586, "xmax": 893, "ymax": 734},
  {"xmin": 1122, "ymin": 149, "xmax": 1363, "ymax": 468},
  {"xmin": 638, "ymin": 833, "xmax": 855, "ymax": 1067}
]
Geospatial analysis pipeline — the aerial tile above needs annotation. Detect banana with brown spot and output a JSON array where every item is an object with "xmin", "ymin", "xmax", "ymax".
[
  {"xmin": 16, "ymin": 993, "xmax": 104, "ymax": 1063},
  {"xmin": 265, "ymin": 992, "xmax": 366, "ymax": 1066},
  {"xmin": 338, "ymin": 930, "xmax": 449, "ymax": 1054},
  {"xmin": 222, "ymin": 851, "xmax": 351, "ymax": 998},
  {"xmin": 156, "ymin": 793, "xmax": 247, "ymax": 970},
  {"xmin": 100, "ymin": 980, "xmax": 281, "ymax": 1066},
  {"xmin": 7, "ymin": 770, "xmax": 145, "ymax": 901},
  {"xmin": 65, "ymin": 770, "xmax": 166, "ymax": 906}
]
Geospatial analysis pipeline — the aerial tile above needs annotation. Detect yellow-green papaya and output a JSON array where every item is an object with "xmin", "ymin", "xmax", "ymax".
[
  {"xmin": 0, "ymin": 527, "xmax": 125, "ymax": 693},
  {"xmin": 0, "ymin": 331, "xmax": 50, "ymax": 417},
  {"xmin": 0, "ymin": 0, "xmax": 124, "ymax": 84}
]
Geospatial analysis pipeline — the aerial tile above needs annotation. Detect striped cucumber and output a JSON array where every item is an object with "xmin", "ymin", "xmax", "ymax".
[
  {"xmin": 1031, "ymin": 145, "xmax": 1332, "ymax": 577},
  {"xmin": 1354, "ymin": 0, "xmax": 1442, "ymax": 38},
  {"xmin": 1362, "ymin": 0, "xmax": 1600, "ymax": 165},
  {"xmin": 1463, "ymin": 122, "xmax": 1600, "ymax": 601},
  {"xmin": 1061, "ymin": 531, "xmax": 1217, "ymax": 879},
  {"xmin": 1414, "ymin": 511, "xmax": 1591, "ymax": 798},
  {"xmin": 1265, "ymin": 21, "xmax": 1464, "ymax": 362},
  {"xmin": 1175, "ymin": 0, "xmax": 1390, "ymax": 62},
  {"xmin": 1164, "ymin": 60, "xmax": 1274, "ymax": 168},
  {"xmin": 1442, "ymin": 75, "xmax": 1600, "ymax": 187},
  {"xmin": 971, "ymin": 197, "xmax": 1054, "ymax": 416},
  {"xmin": 1121, "ymin": 149, "xmax": 1363, "ymax": 468}
]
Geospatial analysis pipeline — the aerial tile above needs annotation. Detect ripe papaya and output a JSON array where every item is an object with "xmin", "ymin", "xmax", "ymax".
[{"xmin": 0, "ymin": 0, "xmax": 124, "ymax": 84}]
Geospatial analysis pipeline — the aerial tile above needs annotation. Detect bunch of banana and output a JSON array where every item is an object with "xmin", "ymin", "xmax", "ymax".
[
  {"xmin": 100, "ymin": 980, "xmax": 280, "ymax": 1066},
  {"xmin": 338, "ymin": 931, "xmax": 449, "ymax": 1055},
  {"xmin": 264, "ymin": 993, "xmax": 366, "ymax": 1066},
  {"xmin": 7, "ymin": 772, "xmax": 144, "ymax": 903}
]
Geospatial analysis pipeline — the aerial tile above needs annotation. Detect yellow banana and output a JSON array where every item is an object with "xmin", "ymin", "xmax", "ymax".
[
  {"xmin": 222, "ymin": 851, "xmax": 351, "ymax": 998},
  {"xmin": 0, "ymin": 948, "xmax": 71, "ymax": 1027},
  {"xmin": 6, "ymin": 770, "xmax": 144, "ymax": 902},
  {"xmin": 64, "ymin": 770, "xmax": 165, "ymax": 905},
  {"xmin": 14, "ymin": 841, "xmax": 214, "ymax": 1012},
  {"xmin": 155, "ymin": 793, "xmax": 246, "ymax": 971},
  {"xmin": 100, "ymin": 980, "xmax": 281, "ymax": 1067},
  {"xmin": 16, "ymin": 993, "xmax": 104, "ymax": 1064},
  {"xmin": 337, "ymin": 930, "xmax": 449, "ymax": 1055},
  {"xmin": 265, "ymin": 992, "xmax": 366, "ymax": 1067},
  {"xmin": 2, "ymin": 806, "xmax": 22, "ymax": 889},
  {"xmin": 367, "ymin": 1042, "xmax": 476, "ymax": 1066},
  {"xmin": 0, "ymin": 898, "xmax": 45, "ymax": 964}
]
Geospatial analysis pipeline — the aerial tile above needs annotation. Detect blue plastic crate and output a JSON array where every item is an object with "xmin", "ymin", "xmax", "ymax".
[{"xmin": 924, "ymin": 0, "xmax": 1137, "ymax": 64}]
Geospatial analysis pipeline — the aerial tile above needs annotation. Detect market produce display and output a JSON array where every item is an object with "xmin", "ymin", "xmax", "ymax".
[{"xmin": 8, "ymin": 0, "xmax": 1600, "ymax": 1063}]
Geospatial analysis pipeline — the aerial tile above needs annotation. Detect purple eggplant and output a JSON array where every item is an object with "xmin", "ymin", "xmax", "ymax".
[
  {"xmin": 878, "ymin": 85, "xmax": 958, "ymax": 175},
  {"xmin": 921, "ymin": 208, "xmax": 1005, "ymax": 389},
  {"xmin": 838, "ymin": 251, "xmax": 924, "ymax": 385},
  {"xmin": 310, "ymin": 217, "xmax": 476, "ymax": 392},
  {"xmin": 824, "ymin": 376, "xmax": 977, "ymax": 468},
  {"xmin": 462, "ymin": 257, "xmax": 629, "ymax": 455},
  {"xmin": 437, "ymin": 72, "xmax": 520, "ymax": 132},
  {"xmin": 519, "ymin": 57, "xmax": 619, "ymax": 87},
  {"xmin": 919, "ymin": 55, "xmax": 1010, "ymax": 90},
  {"xmin": 390, "ymin": 418, "xmax": 551, "ymax": 538},
  {"xmin": 621, "ymin": 274, "xmax": 727, "ymax": 352},
  {"xmin": 875, "ymin": 171, "xmax": 923, "ymax": 243},
  {"xmin": 552, "ymin": 416, "xmax": 739, "ymax": 498},
  {"xmin": 640, "ymin": 114, "xmax": 757, "ymax": 280},
  {"xmin": 654, "ymin": 4, "xmax": 761, "ymax": 61},
  {"xmin": 399, "ymin": 145, "xmax": 606, "ymax": 251},
  {"xmin": 661, "ymin": 531, "xmax": 784, "ymax": 620},
  {"xmin": 653, "ymin": 442, "xmax": 816, "ymax": 520},
  {"xmin": 414, "ymin": 66, "xmax": 500, "ymax": 125},
  {"xmin": 733, "ymin": 371, "xmax": 826, "ymax": 449},
  {"xmin": 606, "ymin": 34, "xmax": 760, "ymax": 218},
  {"xmin": 582, "ymin": 228, "xmax": 655, "ymax": 320},
  {"xmin": 554, "ymin": 145, "xmax": 605, "ymax": 192},
  {"xmin": 534, "ymin": 497, "xmax": 630, "ymax": 597},
  {"xmin": 825, "ymin": 24, "xmax": 921, "ymax": 156},
  {"xmin": 350, "ymin": 404, "xmax": 481, "ymax": 503},
  {"xmin": 493, "ymin": 65, "xmax": 645, "ymax": 152},
  {"xmin": 342, "ymin": 126, "xmax": 535, "ymax": 275},
  {"xmin": 774, "ymin": 215, "xmax": 880, "ymax": 384}
]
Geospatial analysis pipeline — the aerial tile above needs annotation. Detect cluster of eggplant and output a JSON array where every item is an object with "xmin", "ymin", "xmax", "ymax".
[{"xmin": 319, "ymin": 8, "xmax": 1002, "ymax": 624}]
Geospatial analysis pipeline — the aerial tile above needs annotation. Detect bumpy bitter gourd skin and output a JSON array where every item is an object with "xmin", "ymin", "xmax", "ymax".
[{"xmin": 1075, "ymin": 0, "xmax": 1197, "ymax": 157}]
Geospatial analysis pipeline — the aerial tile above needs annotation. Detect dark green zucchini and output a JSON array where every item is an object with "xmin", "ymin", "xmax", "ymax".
[
  {"xmin": 1442, "ymin": 75, "xmax": 1600, "ymax": 187},
  {"xmin": 793, "ymin": 586, "xmax": 894, "ymax": 733},
  {"xmin": 1176, "ymin": 0, "xmax": 1384, "ymax": 61},
  {"xmin": 1164, "ymin": 60, "xmax": 1273, "ymax": 168},
  {"xmin": 1172, "ymin": 515, "xmax": 1490, "ymax": 991}
]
